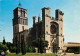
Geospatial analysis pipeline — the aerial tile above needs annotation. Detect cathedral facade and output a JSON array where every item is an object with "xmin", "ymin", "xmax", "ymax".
[{"xmin": 13, "ymin": 7, "xmax": 64, "ymax": 53}]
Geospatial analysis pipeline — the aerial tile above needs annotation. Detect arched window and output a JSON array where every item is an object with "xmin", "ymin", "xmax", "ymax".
[
  {"xmin": 22, "ymin": 11, "xmax": 25, "ymax": 17},
  {"xmin": 22, "ymin": 26, "xmax": 24, "ymax": 31}
]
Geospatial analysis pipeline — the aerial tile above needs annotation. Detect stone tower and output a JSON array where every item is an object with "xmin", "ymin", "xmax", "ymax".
[
  {"xmin": 13, "ymin": 7, "xmax": 28, "ymax": 44},
  {"xmin": 55, "ymin": 9, "xmax": 64, "ymax": 51},
  {"xmin": 42, "ymin": 7, "xmax": 52, "ymax": 53},
  {"xmin": 42, "ymin": 7, "xmax": 64, "ymax": 53},
  {"xmin": 42, "ymin": 7, "xmax": 51, "ymax": 39}
]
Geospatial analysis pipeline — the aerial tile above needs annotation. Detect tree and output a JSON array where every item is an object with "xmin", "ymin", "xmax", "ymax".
[
  {"xmin": 32, "ymin": 38, "xmax": 48, "ymax": 53},
  {"xmin": 6, "ymin": 42, "xmax": 16, "ymax": 53},
  {"xmin": 15, "ymin": 36, "xmax": 20, "ymax": 54},
  {"xmin": 26, "ymin": 45, "xmax": 35, "ymax": 52},
  {"xmin": 21, "ymin": 35, "xmax": 26, "ymax": 55},
  {"xmin": 0, "ymin": 42, "xmax": 8, "ymax": 54},
  {"xmin": 3, "ymin": 37, "xmax": 6, "ymax": 45},
  {"xmin": 66, "ymin": 47, "xmax": 80, "ymax": 54}
]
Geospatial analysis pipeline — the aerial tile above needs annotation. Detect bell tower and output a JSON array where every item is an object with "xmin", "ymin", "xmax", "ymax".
[
  {"xmin": 13, "ymin": 7, "xmax": 28, "ymax": 33},
  {"xmin": 13, "ymin": 5, "xmax": 28, "ymax": 44}
]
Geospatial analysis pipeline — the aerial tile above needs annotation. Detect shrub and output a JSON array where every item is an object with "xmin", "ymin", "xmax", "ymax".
[
  {"xmin": 6, "ymin": 42, "xmax": 16, "ymax": 53},
  {"xmin": 0, "ymin": 43, "xmax": 8, "ymax": 52},
  {"xmin": 26, "ymin": 45, "xmax": 35, "ymax": 52}
]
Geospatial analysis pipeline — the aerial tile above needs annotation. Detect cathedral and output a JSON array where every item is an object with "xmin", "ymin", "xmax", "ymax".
[{"xmin": 13, "ymin": 6, "xmax": 64, "ymax": 53}]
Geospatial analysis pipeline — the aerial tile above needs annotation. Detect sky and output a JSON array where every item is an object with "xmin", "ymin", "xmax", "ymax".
[{"xmin": 0, "ymin": 0, "xmax": 80, "ymax": 43}]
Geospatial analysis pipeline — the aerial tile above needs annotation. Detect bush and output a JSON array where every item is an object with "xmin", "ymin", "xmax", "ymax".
[
  {"xmin": 66, "ymin": 47, "xmax": 80, "ymax": 54},
  {"xmin": 5, "ymin": 52, "xmax": 8, "ymax": 55},
  {"xmin": 32, "ymin": 38, "xmax": 48, "ymax": 53},
  {"xmin": 26, "ymin": 45, "xmax": 35, "ymax": 52},
  {"xmin": 6, "ymin": 42, "xmax": 16, "ymax": 53},
  {"xmin": 9, "ymin": 46, "xmax": 16, "ymax": 53},
  {"xmin": 0, "ymin": 43, "xmax": 8, "ymax": 52},
  {"xmin": 0, "ymin": 50, "xmax": 3, "ymax": 55}
]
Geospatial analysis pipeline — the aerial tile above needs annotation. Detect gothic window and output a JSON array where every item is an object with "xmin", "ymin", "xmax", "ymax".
[
  {"xmin": 23, "ymin": 20, "xmax": 26, "ymax": 25},
  {"xmin": 21, "ymin": 10, "xmax": 22, "ymax": 17},
  {"xmin": 22, "ymin": 26, "xmax": 24, "ymax": 31},
  {"xmin": 22, "ymin": 11, "xmax": 25, "ymax": 17},
  {"xmin": 50, "ymin": 25, "xmax": 56, "ymax": 34},
  {"xmin": 20, "ymin": 19, "xmax": 22, "ymax": 24},
  {"xmin": 24, "ymin": 11, "xmax": 25, "ymax": 17}
]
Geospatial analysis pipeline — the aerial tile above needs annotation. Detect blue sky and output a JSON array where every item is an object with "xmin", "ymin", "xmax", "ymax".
[{"xmin": 0, "ymin": 0, "xmax": 80, "ymax": 43}]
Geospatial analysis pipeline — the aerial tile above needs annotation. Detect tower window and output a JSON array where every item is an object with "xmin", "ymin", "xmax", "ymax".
[
  {"xmin": 21, "ymin": 10, "xmax": 22, "ymax": 17},
  {"xmin": 24, "ymin": 11, "xmax": 25, "ymax": 17},
  {"xmin": 22, "ymin": 11, "xmax": 25, "ymax": 17},
  {"xmin": 22, "ymin": 26, "xmax": 24, "ymax": 31}
]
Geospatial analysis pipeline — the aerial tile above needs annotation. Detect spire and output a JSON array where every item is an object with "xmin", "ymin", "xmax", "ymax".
[{"xmin": 18, "ymin": 0, "xmax": 21, "ymax": 7}]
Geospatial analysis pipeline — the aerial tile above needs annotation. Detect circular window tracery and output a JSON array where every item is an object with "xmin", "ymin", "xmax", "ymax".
[{"xmin": 50, "ymin": 25, "xmax": 56, "ymax": 34}]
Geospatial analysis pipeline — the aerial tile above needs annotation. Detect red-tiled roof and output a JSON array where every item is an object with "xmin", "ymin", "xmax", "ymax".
[{"xmin": 68, "ymin": 42, "xmax": 80, "ymax": 44}]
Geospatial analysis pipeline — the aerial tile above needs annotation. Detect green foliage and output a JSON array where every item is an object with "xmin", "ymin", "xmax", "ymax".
[
  {"xmin": 66, "ymin": 47, "xmax": 80, "ymax": 54},
  {"xmin": 0, "ymin": 50, "xmax": 4, "ymax": 52},
  {"xmin": 0, "ymin": 42, "xmax": 8, "ymax": 55},
  {"xmin": 21, "ymin": 36, "xmax": 26, "ymax": 55},
  {"xmin": 32, "ymin": 38, "xmax": 48, "ymax": 53},
  {"xmin": 5, "ymin": 52, "xmax": 8, "ymax": 55},
  {"xmin": 16, "ymin": 41, "xmax": 20, "ymax": 54},
  {"xmin": 0, "ymin": 42, "xmax": 8, "ymax": 52},
  {"xmin": 6, "ymin": 42, "xmax": 16, "ymax": 53},
  {"xmin": 0, "ymin": 50, "xmax": 3, "ymax": 55},
  {"xmin": 6, "ymin": 53, "xmax": 56, "ymax": 56},
  {"xmin": 26, "ymin": 45, "xmax": 35, "ymax": 52},
  {"xmin": 9, "ymin": 46, "xmax": 16, "ymax": 53},
  {"xmin": 15, "ymin": 37, "xmax": 20, "ymax": 54}
]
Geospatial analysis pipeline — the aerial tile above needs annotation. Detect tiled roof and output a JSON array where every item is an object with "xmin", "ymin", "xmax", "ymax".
[{"xmin": 68, "ymin": 42, "xmax": 80, "ymax": 44}]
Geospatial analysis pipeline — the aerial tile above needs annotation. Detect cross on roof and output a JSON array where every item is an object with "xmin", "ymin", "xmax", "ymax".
[{"xmin": 18, "ymin": 0, "xmax": 21, "ymax": 7}]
